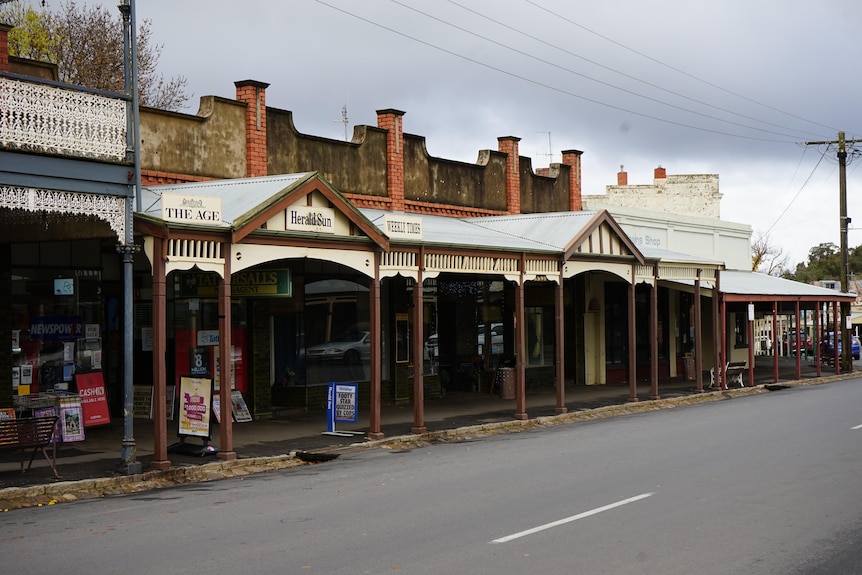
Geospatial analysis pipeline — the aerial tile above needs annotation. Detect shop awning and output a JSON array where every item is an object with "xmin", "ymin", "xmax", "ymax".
[{"xmin": 719, "ymin": 270, "xmax": 855, "ymax": 303}]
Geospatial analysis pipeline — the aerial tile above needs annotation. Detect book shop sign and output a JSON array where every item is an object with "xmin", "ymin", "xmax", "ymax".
[{"xmin": 161, "ymin": 193, "xmax": 222, "ymax": 224}]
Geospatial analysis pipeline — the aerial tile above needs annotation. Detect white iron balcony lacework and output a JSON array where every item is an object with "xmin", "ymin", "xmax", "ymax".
[
  {"xmin": 0, "ymin": 185, "xmax": 126, "ymax": 240},
  {"xmin": 0, "ymin": 77, "xmax": 127, "ymax": 162}
]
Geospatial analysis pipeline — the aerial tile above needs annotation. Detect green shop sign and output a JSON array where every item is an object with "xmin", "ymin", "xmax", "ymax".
[{"xmin": 178, "ymin": 270, "xmax": 292, "ymax": 298}]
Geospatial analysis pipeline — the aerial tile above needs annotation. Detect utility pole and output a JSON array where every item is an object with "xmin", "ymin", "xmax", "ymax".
[{"xmin": 805, "ymin": 132, "xmax": 861, "ymax": 372}]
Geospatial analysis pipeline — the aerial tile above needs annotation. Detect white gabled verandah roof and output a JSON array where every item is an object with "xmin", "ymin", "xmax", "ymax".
[{"xmin": 136, "ymin": 172, "xmax": 389, "ymax": 277}]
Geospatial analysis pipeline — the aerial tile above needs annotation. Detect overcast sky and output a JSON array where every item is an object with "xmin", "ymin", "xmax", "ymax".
[{"xmin": 126, "ymin": 1, "xmax": 862, "ymax": 268}]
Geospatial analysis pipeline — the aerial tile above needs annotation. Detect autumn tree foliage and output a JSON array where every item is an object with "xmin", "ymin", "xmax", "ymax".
[{"xmin": 1, "ymin": 0, "xmax": 190, "ymax": 111}]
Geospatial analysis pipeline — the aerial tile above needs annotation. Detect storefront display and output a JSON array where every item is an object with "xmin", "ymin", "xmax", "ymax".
[{"xmin": 11, "ymin": 268, "xmax": 105, "ymax": 397}]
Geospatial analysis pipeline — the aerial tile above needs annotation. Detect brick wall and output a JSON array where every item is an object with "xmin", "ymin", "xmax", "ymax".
[
  {"xmin": 235, "ymin": 80, "xmax": 269, "ymax": 178},
  {"xmin": 142, "ymin": 170, "xmax": 210, "ymax": 186},
  {"xmin": 591, "ymin": 169, "xmax": 722, "ymax": 220},
  {"xmin": 562, "ymin": 150, "xmax": 584, "ymax": 211},
  {"xmin": 0, "ymin": 24, "xmax": 10, "ymax": 73},
  {"xmin": 139, "ymin": 81, "xmax": 584, "ymax": 217},
  {"xmin": 498, "ymin": 137, "xmax": 521, "ymax": 214},
  {"xmin": 377, "ymin": 109, "xmax": 405, "ymax": 211}
]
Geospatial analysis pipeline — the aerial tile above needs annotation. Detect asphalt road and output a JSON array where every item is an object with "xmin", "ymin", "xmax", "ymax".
[{"xmin": 3, "ymin": 378, "xmax": 862, "ymax": 574}]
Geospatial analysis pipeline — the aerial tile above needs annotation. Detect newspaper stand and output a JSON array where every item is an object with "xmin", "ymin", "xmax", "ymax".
[
  {"xmin": 323, "ymin": 382, "xmax": 364, "ymax": 437},
  {"xmin": 12, "ymin": 392, "xmax": 85, "ymax": 443}
]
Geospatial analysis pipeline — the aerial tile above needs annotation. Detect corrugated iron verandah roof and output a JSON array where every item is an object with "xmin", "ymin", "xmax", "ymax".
[
  {"xmin": 137, "ymin": 171, "xmax": 390, "ymax": 247},
  {"xmin": 361, "ymin": 208, "xmax": 651, "ymax": 281},
  {"xmin": 362, "ymin": 208, "xmax": 658, "ymax": 280},
  {"xmin": 719, "ymin": 270, "xmax": 855, "ymax": 303}
]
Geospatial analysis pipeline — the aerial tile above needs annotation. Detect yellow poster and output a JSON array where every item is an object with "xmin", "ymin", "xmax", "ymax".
[{"xmin": 178, "ymin": 377, "xmax": 212, "ymax": 438}]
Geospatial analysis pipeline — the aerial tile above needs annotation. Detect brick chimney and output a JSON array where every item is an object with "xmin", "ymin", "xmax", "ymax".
[
  {"xmin": 377, "ymin": 109, "xmax": 406, "ymax": 211},
  {"xmin": 235, "ymin": 80, "xmax": 269, "ymax": 178},
  {"xmin": 498, "ymin": 137, "xmax": 522, "ymax": 214},
  {"xmin": 654, "ymin": 165, "xmax": 667, "ymax": 180},
  {"xmin": 562, "ymin": 149, "xmax": 583, "ymax": 211},
  {"xmin": 0, "ymin": 23, "xmax": 11, "ymax": 73},
  {"xmin": 617, "ymin": 165, "xmax": 627, "ymax": 186}
]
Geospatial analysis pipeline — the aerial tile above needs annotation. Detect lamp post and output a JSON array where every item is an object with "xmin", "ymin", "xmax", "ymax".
[{"xmin": 118, "ymin": 0, "xmax": 142, "ymax": 475}]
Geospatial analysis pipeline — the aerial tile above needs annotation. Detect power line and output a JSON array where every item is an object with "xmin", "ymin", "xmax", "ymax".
[
  {"xmin": 764, "ymin": 146, "xmax": 828, "ymax": 235},
  {"xmin": 522, "ymin": 0, "xmax": 841, "ymax": 135},
  {"xmin": 443, "ymin": 0, "xmax": 824, "ymax": 140},
  {"xmin": 388, "ymin": 0, "xmax": 809, "ymax": 140},
  {"xmin": 314, "ymin": 0, "xmax": 801, "ymax": 143}
]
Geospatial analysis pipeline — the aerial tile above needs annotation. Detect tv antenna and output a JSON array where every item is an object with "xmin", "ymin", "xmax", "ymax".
[
  {"xmin": 535, "ymin": 131, "xmax": 555, "ymax": 165},
  {"xmin": 335, "ymin": 104, "xmax": 349, "ymax": 141}
]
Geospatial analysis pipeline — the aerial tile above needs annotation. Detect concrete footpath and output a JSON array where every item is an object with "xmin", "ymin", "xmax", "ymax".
[{"xmin": 1, "ymin": 357, "xmax": 856, "ymax": 511}]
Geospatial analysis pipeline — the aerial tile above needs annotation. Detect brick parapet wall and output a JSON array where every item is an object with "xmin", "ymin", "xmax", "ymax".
[
  {"xmin": 498, "ymin": 137, "xmax": 521, "ymax": 214},
  {"xmin": 377, "ymin": 109, "xmax": 406, "ymax": 211},
  {"xmin": 562, "ymin": 149, "xmax": 583, "ymax": 211},
  {"xmin": 142, "ymin": 170, "xmax": 211, "ymax": 186},
  {"xmin": 0, "ymin": 24, "xmax": 10, "ymax": 72},
  {"xmin": 235, "ymin": 81, "xmax": 269, "ymax": 178},
  {"xmin": 595, "ymin": 173, "xmax": 722, "ymax": 219},
  {"xmin": 344, "ymin": 194, "xmax": 507, "ymax": 219}
]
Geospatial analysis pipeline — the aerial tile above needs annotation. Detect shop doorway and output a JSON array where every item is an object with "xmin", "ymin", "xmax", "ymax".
[{"xmin": 272, "ymin": 314, "xmax": 304, "ymax": 388}]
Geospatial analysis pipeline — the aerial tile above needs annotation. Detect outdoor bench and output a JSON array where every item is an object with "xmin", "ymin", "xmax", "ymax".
[
  {"xmin": 0, "ymin": 416, "xmax": 60, "ymax": 477},
  {"xmin": 709, "ymin": 361, "xmax": 747, "ymax": 389}
]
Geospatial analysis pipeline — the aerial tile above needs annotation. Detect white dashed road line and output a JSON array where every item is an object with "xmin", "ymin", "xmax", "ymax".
[{"xmin": 490, "ymin": 492, "xmax": 656, "ymax": 544}]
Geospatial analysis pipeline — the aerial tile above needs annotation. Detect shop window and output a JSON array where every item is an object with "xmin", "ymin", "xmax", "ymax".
[
  {"xmin": 303, "ymin": 281, "xmax": 370, "ymax": 386},
  {"xmin": 169, "ymin": 271, "xmax": 248, "ymax": 393},
  {"xmin": 734, "ymin": 312, "xmax": 748, "ymax": 348},
  {"xmin": 396, "ymin": 313, "xmax": 409, "ymax": 363},
  {"xmin": 11, "ymin": 268, "xmax": 103, "ymax": 395},
  {"xmin": 605, "ymin": 283, "xmax": 627, "ymax": 365},
  {"xmin": 526, "ymin": 306, "xmax": 554, "ymax": 367},
  {"xmin": 678, "ymin": 292, "xmax": 694, "ymax": 357}
]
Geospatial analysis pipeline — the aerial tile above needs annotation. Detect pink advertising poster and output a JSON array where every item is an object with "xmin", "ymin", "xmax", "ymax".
[
  {"xmin": 178, "ymin": 377, "xmax": 212, "ymax": 438},
  {"xmin": 75, "ymin": 372, "xmax": 111, "ymax": 427}
]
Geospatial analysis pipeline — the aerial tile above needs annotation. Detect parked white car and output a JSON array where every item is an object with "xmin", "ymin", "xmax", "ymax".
[
  {"xmin": 306, "ymin": 330, "xmax": 370, "ymax": 364},
  {"xmin": 478, "ymin": 323, "xmax": 504, "ymax": 354}
]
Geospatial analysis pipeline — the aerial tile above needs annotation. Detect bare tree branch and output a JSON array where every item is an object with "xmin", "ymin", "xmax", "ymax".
[
  {"xmin": 751, "ymin": 230, "xmax": 790, "ymax": 276},
  {"xmin": 2, "ymin": 0, "xmax": 190, "ymax": 111}
]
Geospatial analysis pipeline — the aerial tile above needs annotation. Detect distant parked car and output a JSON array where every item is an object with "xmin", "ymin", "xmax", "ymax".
[
  {"xmin": 306, "ymin": 330, "xmax": 370, "ymax": 364},
  {"xmin": 477, "ymin": 323, "xmax": 504, "ymax": 354},
  {"xmin": 821, "ymin": 332, "xmax": 861, "ymax": 360},
  {"xmin": 787, "ymin": 329, "xmax": 812, "ymax": 354},
  {"xmin": 424, "ymin": 333, "xmax": 438, "ymax": 360}
]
